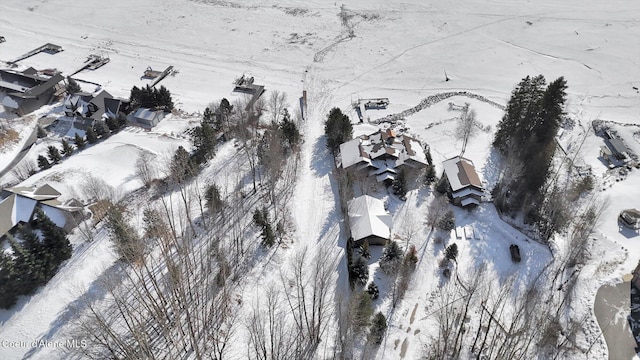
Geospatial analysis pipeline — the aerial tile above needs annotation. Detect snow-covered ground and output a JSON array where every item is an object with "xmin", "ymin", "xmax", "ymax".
[{"xmin": 0, "ymin": 0, "xmax": 639, "ymax": 359}]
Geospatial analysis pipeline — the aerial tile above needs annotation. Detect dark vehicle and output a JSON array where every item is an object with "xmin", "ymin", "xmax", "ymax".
[{"xmin": 510, "ymin": 244, "xmax": 521, "ymax": 263}]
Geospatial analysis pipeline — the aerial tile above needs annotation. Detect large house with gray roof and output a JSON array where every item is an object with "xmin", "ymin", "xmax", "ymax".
[
  {"xmin": 0, "ymin": 68, "xmax": 64, "ymax": 116},
  {"xmin": 340, "ymin": 129, "xmax": 428, "ymax": 183},
  {"xmin": 0, "ymin": 184, "xmax": 84, "ymax": 240}
]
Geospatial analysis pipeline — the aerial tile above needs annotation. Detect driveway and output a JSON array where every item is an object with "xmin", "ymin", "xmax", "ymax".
[{"xmin": 594, "ymin": 281, "xmax": 638, "ymax": 360}]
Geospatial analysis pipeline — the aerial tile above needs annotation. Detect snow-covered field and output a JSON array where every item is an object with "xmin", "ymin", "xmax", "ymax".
[{"xmin": 0, "ymin": 0, "xmax": 639, "ymax": 359}]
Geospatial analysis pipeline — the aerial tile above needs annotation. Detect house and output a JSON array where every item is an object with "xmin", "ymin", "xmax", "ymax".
[
  {"xmin": 63, "ymin": 89, "xmax": 114, "ymax": 121},
  {"xmin": 340, "ymin": 129, "xmax": 428, "ymax": 183},
  {"xmin": 0, "ymin": 68, "xmax": 64, "ymax": 115},
  {"xmin": 131, "ymin": 107, "xmax": 166, "ymax": 128},
  {"xmin": 347, "ymin": 195, "xmax": 392, "ymax": 246},
  {"xmin": 0, "ymin": 184, "xmax": 84, "ymax": 240},
  {"xmin": 619, "ymin": 209, "xmax": 640, "ymax": 230},
  {"xmin": 442, "ymin": 156, "xmax": 484, "ymax": 207},
  {"xmin": 606, "ymin": 138, "xmax": 628, "ymax": 161}
]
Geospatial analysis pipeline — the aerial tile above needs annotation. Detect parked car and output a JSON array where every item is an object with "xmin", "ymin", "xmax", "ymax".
[{"xmin": 510, "ymin": 244, "xmax": 521, "ymax": 263}]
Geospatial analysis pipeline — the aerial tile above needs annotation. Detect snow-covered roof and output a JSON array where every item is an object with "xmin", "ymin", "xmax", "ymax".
[
  {"xmin": 347, "ymin": 195, "xmax": 392, "ymax": 242},
  {"xmin": 442, "ymin": 156, "xmax": 483, "ymax": 192},
  {"xmin": 134, "ymin": 107, "xmax": 160, "ymax": 120},
  {"xmin": 452, "ymin": 187, "xmax": 484, "ymax": 199},
  {"xmin": 461, "ymin": 197, "xmax": 480, "ymax": 207},
  {"xmin": 0, "ymin": 184, "xmax": 82, "ymax": 238},
  {"xmin": 340, "ymin": 138, "xmax": 367, "ymax": 168},
  {"xmin": 340, "ymin": 129, "xmax": 428, "ymax": 182},
  {"xmin": 0, "ymin": 194, "xmax": 37, "ymax": 238}
]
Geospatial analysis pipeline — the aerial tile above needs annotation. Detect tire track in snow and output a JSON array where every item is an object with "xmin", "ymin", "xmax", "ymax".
[{"xmin": 499, "ymin": 39, "xmax": 601, "ymax": 73}]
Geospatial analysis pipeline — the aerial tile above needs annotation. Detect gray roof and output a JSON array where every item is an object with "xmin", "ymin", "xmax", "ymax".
[{"xmin": 608, "ymin": 139, "xmax": 627, "ymax": 155}]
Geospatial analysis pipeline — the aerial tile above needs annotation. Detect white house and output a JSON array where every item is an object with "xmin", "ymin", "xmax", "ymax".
[{"xmin": 347, "ymin": 195, "xmax": 392, "ymax": 246}]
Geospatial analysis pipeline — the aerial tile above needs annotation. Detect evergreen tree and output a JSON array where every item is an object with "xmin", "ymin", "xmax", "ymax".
[
  {"xmin": 105, "ymin": 117, "xmax": 119, "ymax": 132},
  {"xmin": 445, "ymin": 243, "xmax": 458, "ymax": 262},
  {"xmin": 66, "ymin": 76, "xmax": 81, "ymax": 94},
  {"xmin": 86, "ymin": 127, "xmax": 98, "ymax": 144},
  {"xmin": 380, "ymin": 241, "xmax": 403, "ymax": 274},
  {"xmin": 74, "ymin": 133, "xmax": 86, "ymax": 149},
  {"xmin": 252, "ymin": 207, "xmax": 276, "ymax": 247},
  {"xmin": 105, "ymin": 206, "xmax": 143, "ymax": 263},
  {"xmin": 36, "ymin": 125, "xmax": 47, "ymax": 138},
  {"xmin": 37, "ymin": 155, "xmax": 51, "ymax": 170},
  {"xmin": 351, "ymin": 291, "xmax": 374, "ymax": 334},
  {"xmin": 205, "ymin": 183, "xmax": 224, "ymax": 214},
  {"xmin": 435, "ymin": 174, "xmax": 450, "ymax": 194},
  {"xmin": 425, "ymin": 145, "xmax": 433, "ymax": 166},
  {"xmin": 437, "ymin": 210, "xmax": 456, "ymax": 232},
  {"xmin": 61, "ymin": 139, "xmax": 74, "ymax": 157},
  {"xmin": 367, "ymin": 281, "xmax": 379, "ymax": 300},
  {"xmin": 129, "ymin": 85, "xmax": 174, "ymax": 110},
  {"xmin": 202, "ymin": 107, "xmax": 215, "ymax": 125},
  {"xmin": 360, "ymin": 239, "xmax": 370, "ymax": 259},
  {"xmin": 392, "ymin": 168, "xmax": 408, "ymax": 197},
  {"xmin": 369, "ymin": 312, "xmax": 387, "ymax": 345},
  {"xmin": 33, "ymin": 208, "xmax": 71, "ymax": 277},
  {"xmin": 0, "ymin": 252, "xmax": 18, "ymax": 309},
  {"xmin": 424, "ymin": 165, "xmax": 437, "ymax": 185},
  {"xmin": 192, "ymin": 121, "xmax": 217, "ymax": 164},
  {"xmin": 94, "ymin": 120, "xmax": 110, "ymax": 138},
  {"xmin": 324, "ymin": 107, "xmax": 353, "ymax": 153},
  {"xmin": 169, "ymin": 146, "xmax": 196, "ymax": 182},
  {"xmin": 280, "ymin": 109, "xmax": 300, "ymax": 150},
  {"xmin": 47, "ymin": 146, "xmax": 61, "ymax": 164},
  {"xmin": 350, "ymin": 255, "xmax": 369, "ymax": 286}
]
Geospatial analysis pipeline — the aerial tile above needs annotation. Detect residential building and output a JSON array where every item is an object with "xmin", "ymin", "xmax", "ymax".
[
  {"xmin": 63, "ymin": 89, "xmax": 113, "ymax": 121},
  {"xmin": 131, "ymin": 107, "xmax": 166, "ymax": 128},
  {"xmin": 0, "ymin": 68, "xmax": 64, "ymax": 115},
  {"xmin": 442, "ymin": 156, "xmax": 484, "ymax": 207},
  {"xmin": 340, "ymin": 129, "xmax": 428, "ymax": 183},
  {"xmin": 0, "ymin": 184, "xmax": 84, "ymax": 240},
  {"xmin": 347, "ymin": 195, "xmax": 392, "ymax": 246}
]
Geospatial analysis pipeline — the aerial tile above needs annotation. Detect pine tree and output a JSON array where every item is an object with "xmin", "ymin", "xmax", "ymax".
[
  {"xmin": 392, "ymin": 168, "xmax": 408, "ymax": 197},
  {"xmin": 445, "ymin": 243, "xmax": 458, "ymax": 262},
  {"xmin": 61, "ymin": 139, "xmax": 74, "ymax": 157},
  {"xmin": 424, "ymin": 165, "xmax": 437, "ymax": 185},
  {"xmin": 280, "ymin": 109, "xmax": 300, "ymax": 150},
  {"xmin": 192, "ymin": 121, "xmax": 217, "ymax": 164},
  {"xmin": 34, "ymin": 208, "xmax": 72, "ymax": 277},
  {"xmin": 47, "ymin": 145, "xmax": 61, "ymax": 164},
  {"xmin": 435, "ymin": 174, "xmax": 450, "ymax": 194},
  {"xmin": 170, "ymin": 146, "xmax": 196, "ymax": 182},
  {"xmin": 37, "ymin": 155, "xmax": 51, "ymax": 170},
  {"xmin": 66, "ymin": 76, "xmax": 81, "ymax": 94},
  {"xmin": 350, "ymin": 255, "xmax": 369, "ymax": 285},
  {"xmin": 367, "ymin": 281, "xmax": 379, "ymax": 299},
  {"xmin": 205, "ymin": 183, "xmax": 224, "ymax": 214},
  {"xmin": 105, "ymin": 206, "xmax": 143, "ymax": 263},
  {"xmin": 437, "ymin": 210, "xmax": 456, "ymax": 232},
  {"xmin": 369, "ymin": 312, "xmax": 387, "ymax": 344},
  {"xmin": 94, "ymin": 120, "xmax": 109, "ymax": 138},
  {"xmin": 351, "ymin": 291, "xmax": 374, "ymax": 334},
  {"xmin": 324, "ymin": 107, "xmax": 353, "ymax": 153},
  {"xmin": 0, "ymin": 252, "xmax": 18, "ymax": 309},
  {"xmin": 74, "ymin": 133, "xmax": 86, "ymax": 149},
  {"xmin": 86, "ymin": 127, "xmax": 98, "ymax": 143},
  {"xmin": 380, "ymin": 241, "xmax": 403, "ymax": 274},
  {"xmin": 360, "ymin": 239, "xmax": 370, "ymax": 259},
  {"xmin": 202, "ymin": 107, "xmax": 215, "ymax": 125},
  {"xmin": 36, "ymin": 125, "xmax": 47, "ymax": 138}
]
